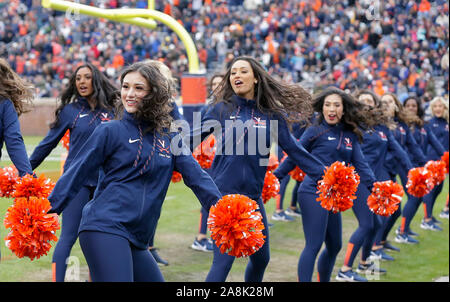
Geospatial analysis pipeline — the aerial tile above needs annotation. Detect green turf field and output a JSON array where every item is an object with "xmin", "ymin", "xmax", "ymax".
[{"xmin": 0, "ymin": 136, "xmax": 448, "ymax": 282}]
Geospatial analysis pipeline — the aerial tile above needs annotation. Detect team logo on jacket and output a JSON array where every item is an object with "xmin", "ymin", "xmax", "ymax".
[
  {"xmin": 157, "ymin": 139, "xmax": 171, "ymax": 158},
  {"xmin": 446, "ymin": 124, "xmax": 449, "ymax": 132},
  {"xmin": 252, "ymin": 116, "xmax": 266, "ymax": 128},
  {"xmin": 420, "ymin": 128, "xmax": 427, "ymax": 135},
  {"xmin": 100, "ymin": 113, "xmax": 111, "ymax": 122},
  {"xmin": 344, "ymin": 138, "xmax": 353, "ymax": 150},
  {"xmin": 399, "ymin": 126, "xmax": 406, "ymax": 135},
  {"xmin": 378, "ymin": 131, "xmax": 388, "ymax": 141}
]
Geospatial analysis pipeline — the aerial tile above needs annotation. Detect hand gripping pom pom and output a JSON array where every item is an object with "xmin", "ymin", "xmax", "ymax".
[
  {"xmin": 60, "ymin": 130, "xmax": 70, "ymax": 151},
  {"xmin": 12, "ymin": 174, "xmax": 55, "ymax": 199},
  {"xmin": 441, "ymin": 151, "xmax": 449, "ymax": 174},
  {"xmin": 193, "ymin": 135, "xmax": 216, "ymax": 169},
  {"xmin": 0, "ymin": 166, "xmax": 19, "ymax": 198},
  {"xmin": 406, "ymin": 167, "xmax": 435, "ymax": 197},
  {"xmin": 207, "ymin": 194, "xmax": 266, "ymax": 258},
  {"xmin": 267, "ymin": 154, "xmax": 279, "ymax": 171},
  {"xmin": 367, "ymin": 180, "xmax": 404, "ymax": 217},
  {"xmin": 3, "ymin": 197, "xmax": 60, "ymax": 260},
  {"xmin": 261, "ymin": 170, "xmax": 280, "ymax": 204},
  {"xmin": 425, "ymin": 160, "xmax": 446, "ymax": 186},
  {"xmin": 289, "ymin": 166, "xmax": 306, "ymax": 182},
  {"xmin": 171, "ymin": 171, "xmax": 182, "ymax": 183},
  {"xmin": 316, "ymin": 161, "xmax": 360, "ymax": 213}
]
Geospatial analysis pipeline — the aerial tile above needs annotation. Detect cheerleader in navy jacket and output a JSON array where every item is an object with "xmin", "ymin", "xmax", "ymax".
[
  {"xmin": 0, "ymin": 58, "xmax": 34, "ymax": 261},
  {"xmin": 422, "ymin": 96, "xmax": 449, "ymax": 230},
  {"xmin": 29, "ymin": 63, "xmax": 119, "ymax": 282},
  {"xmin": 340, "ymin": 90, "xmax": 413, "ymax": 280},
  {"xmin": 187, "ymin": 56, "xmax": 326, "ymax": 282},
  {"xmin": 396, "ymin": 96, "xmax": 446, "ymax": 243},
  {"xmin": 375, "ymin": 93, "xmax": 427, "ymax": 251},
  {"xmin": 274, "ymin": 87, "xmax": 378, "ymax": 282},
  {"xmin": 48, "ymin": 62, "xmax": 223, "ymax": 282}
]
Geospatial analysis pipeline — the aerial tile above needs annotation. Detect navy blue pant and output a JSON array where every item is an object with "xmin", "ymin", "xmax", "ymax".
[
  {"xmin": 423, "ymin": 182, "xmax": 444, "ymax": 219},
  {"xmin": 199, "ymin": 207, "xmax": 209, "ymax": 235},
  {"xmin": 298, "ymin": 192, "xmax": 342, "ymax": 282},
  {"xmin": 276, "ymin": 176, "xmax": 301, "ymax": 210},
  {"xmin": 205, "ymin": 198, "xmax": 270, "ymax": 282},
  {"xmin": 400, "ymin": 194, "xmax": 422, "ymax": 233},
  {"xmin": 52, "ymin": 185, "xmax": 94, "ymax": 282},
  {"xmin": 344, "ymin": 184, "xmax": 377, "ymax": 268},
  {"xmin": 375, "ymin": 171, "xmax": 407, "ymax": 245},
  {"xmin": 79, "ymin": 230, "xmax": 164, "ymax": 282}
]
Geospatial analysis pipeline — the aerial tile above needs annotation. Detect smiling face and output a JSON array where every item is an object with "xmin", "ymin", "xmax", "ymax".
[
  {"xmin": 323, "ymin": 93, "xmax": 344, "ymax": 125},
  {"xmin": 75, "ymin": 67, "xmax": 94, "ymax": 98},
  {"xmin": 404, "ymin": 98, "xmax": 419, "ymax": 116},
  {"xmin": 229, "ymin": 60, "xmax": 256, "ymax": 100},
  {"xmin": 381, "ymin": 94, "xmax": 398, "ymax": 117},
  {"xmin": 431, "ymin": 99, "xmax": 445, "ymax": 118},
  {"xmin": 121, "ymin": 71, "xmax": 150, "ymax": 113}
]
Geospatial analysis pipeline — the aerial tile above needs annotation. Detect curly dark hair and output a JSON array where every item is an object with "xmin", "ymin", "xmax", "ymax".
[
  {"xmin": 0, "ymin": 58, "xmax": 34, "ymax": 116},
  {"xmin": 313, "ymin": 87, "xmax": 370, "ymax": 142},
  {"xmin": 117, "ymin": 62, "xmax": 173, "ymax": 134},
  {"xmin": 213, "ymin": 56, "xmax": 313, "ymax": 125},
  {"xmin": 51, "ymin": 62, "xmax": 119, "ymax": 128}
]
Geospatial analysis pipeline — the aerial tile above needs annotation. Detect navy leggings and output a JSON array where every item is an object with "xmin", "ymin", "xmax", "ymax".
[
  {"xmin": 205, "ymin": 198, "xmax": 270, "ymax": 282},
  {"xmin": 276, "ymin": 176, "xmax": 301, "ymax": 210},
  {"xmin": 199, "ymin": 207, "xmax": 209, "ymax": 235},
  {"xmin": 375, "ymin": 171, "xmax": 407, "ymax": 245},
  {"xmin": 298, "ymin": 192, "xmax": 342, "ymax": 282},
  {"xmin": 79, "ymin": 231, "xmax": 164, "ymax": 282},
  {"xmin": 400, "ymin": 194, "xmax": 422, "ymax": 233},
  {"xmin": 52, "ymin": 185, "xmax": 95, "ymax": 282},
  {"xmin": 343, "ymin": 185, "xmax": 377, "ymax": 268},
  {"xmin": 423, "ymin": 182, "xmax": 444, "ymax": 219}
]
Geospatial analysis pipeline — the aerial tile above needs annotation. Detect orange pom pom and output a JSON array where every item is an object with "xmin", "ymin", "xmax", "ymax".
[
  {"xmin": 3, "ymin": 197, "xmax": 60, "ymax": 260},
  {"xmin": 0, "ymin": 166, "xmax": 19, "ymax": 198},
  {"xmin": 289, "ymin": 166, "xmax": 306, "ymax": 182},
  {"xmin": 425, "ymin": 160, "xmax": 446, "ymax": 186},
  {"xmin": 208, "ymin": 194, "xmax": 266, "ymax": 258},
  {"xmin": 171, "ymin": 171, "xmax": 182, "ymax": 183},
  {"xmin": 406, "ymin": 167, "xmax": 435, "ymax": 197},
  {"xmin": 60, "ymin": 130, "xmax": 70, "ymax": 151},
  {"xmin": 367, "ymin": 180, "xmax": 404, "ymax": 216},
  {"xmin": 261, "ymin": 170, "xmax": 280, "ymax": 204},
  {"xmin": 440, "ymin": 151, "xmax": 449, "ymax": 174},
  {"xmin": 316, "ymin": 161, "xmax": 360, "ymax": 213},
  {"xmin": 193, "ymin": 135, "xmax": 216, "ymax": 169},
  {"xmin": 12, "ymin": 174, "xmax": 55, "ymax": 199},
  {"xmin": 267, "ymin": 154, "xmax": 279, "ymax": 171}
]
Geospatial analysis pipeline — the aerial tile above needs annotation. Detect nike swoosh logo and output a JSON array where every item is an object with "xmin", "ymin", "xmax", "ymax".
[
  {"xmin": 129, "ymin": 138, "xmax": 140, "ymax": 143},
  {"xmin": 79, "ymin": 114, "xmax": 89, "ymax": 118},
  {"xmin": 328, "ymin": 136, "xmax": 336, "ymax": 140}
]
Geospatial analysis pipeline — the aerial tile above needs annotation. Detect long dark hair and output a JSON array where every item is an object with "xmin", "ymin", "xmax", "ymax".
[
  {"xmin": 313, "ymin": 87, "xmax": 370, "ymax": 141},
  {"xmin": 213, "ymin": 56, "xmax": 313, "ymax": 125},
  {"xmin": 401, "ymin": 95, "xmax": 425, "ymax": 128},
  {"xmin": 354, "ymin": 89, "xmax": 395, "ymax": 129},
  {"xmin": 117, "ymin": 62, "xmax": 173, "ymax": 134},
  {"xmin": 51, "ymin": 62, "xmax": 119, "ymax": 128},
  {"xmin": 0, "ymin": 58, "xmax": 34, "ymax": 116},
  {"xmin": 382, "ymin": 92, "xmax": 420, "ymax": 127}
]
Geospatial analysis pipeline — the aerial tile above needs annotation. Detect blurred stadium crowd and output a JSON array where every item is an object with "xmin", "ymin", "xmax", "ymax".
[{"xmin": 0, "ymin": 0, "xmax": 448, "ymax": 103}]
